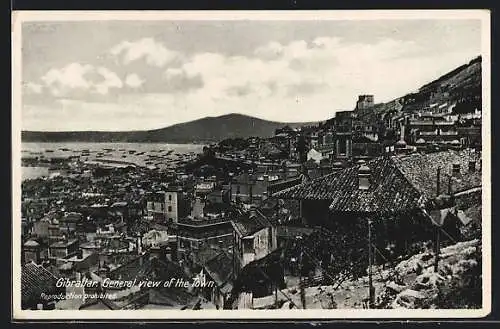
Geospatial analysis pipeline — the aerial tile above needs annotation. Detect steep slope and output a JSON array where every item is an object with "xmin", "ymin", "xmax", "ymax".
[
  {"xmin": 21, "ymin": 114, "xmax": 313, "ymax": 143},
  {"xmin": 400, "ymin": 56, "xmax": 481, "ymax": 113}
]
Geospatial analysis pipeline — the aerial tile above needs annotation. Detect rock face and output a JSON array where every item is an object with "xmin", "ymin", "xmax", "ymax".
[
  {"xmin": 391, "ymin": 289, "xmax": 426, "ymax": 309},
  {"xmin": 250, "ymin": 239, "xmax": 482, "ymax": 310},
  {"xmin": 386, "ymin": 281, "xmax": 406, "ymax": 294}
]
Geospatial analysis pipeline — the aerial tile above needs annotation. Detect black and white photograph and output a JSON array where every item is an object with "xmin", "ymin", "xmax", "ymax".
[{"xmin": 12, "ymin": 10, "xmax": 491, "ymax": 319}]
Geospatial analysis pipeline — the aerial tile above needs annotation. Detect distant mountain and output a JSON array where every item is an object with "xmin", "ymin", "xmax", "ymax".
[{"xmin": 21, "ymin": 113, "xmax": 315, "ymax": 143}]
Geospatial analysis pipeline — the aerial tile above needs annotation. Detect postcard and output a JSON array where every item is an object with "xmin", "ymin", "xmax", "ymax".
[{"xmin": 11, "ymin": 10, "xmax": 491, "ymax": 320}]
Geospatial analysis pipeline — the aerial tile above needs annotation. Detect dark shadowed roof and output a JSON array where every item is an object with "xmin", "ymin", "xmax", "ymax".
[
  {"xmin": 273, "ymin": 149, "xmax": 481, "ymax": 214},
  {"xmin": 204, "ymin": 251, "xmax": 233, "ymax": 287},
  {"xmin": 108, "ymin": 253, "xmax": 188, "ymax": 282},
  {"xmin": 22, "ymin": 262, "xmax": 59, "ymax": 306}
]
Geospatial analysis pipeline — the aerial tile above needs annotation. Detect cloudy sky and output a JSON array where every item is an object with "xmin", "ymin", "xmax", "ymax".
[{"xmin": 21, "ymin": 18, "xmax": 482, "ymax": 131}]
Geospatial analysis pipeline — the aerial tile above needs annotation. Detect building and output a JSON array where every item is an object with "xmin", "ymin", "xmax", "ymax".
[
  {"xmin": 80, "ymin": 251, "xmax": 198, "ymax": 310},
  {"xmin": 32, "ymin": 218, "xmax": 50, "ymax": 239},
  {"xmin": 273, "ymin": 149, "xmax": 482, "ymax": 264},
  {"xmin": 306, "ymin": 148, "xmax": 322, "ymax": 164},
  {"xmin": 49, "ymin": 239, "xmax": 79, "ymax": 260},
  {"xmin": 408, "ymin": 114, "xmax": 459, "ymax": 146},
  {"xmin": 199, "ymin": 251, "xmax": 234, "ymax": 309},
  {"xmin": 206, "ymin": 187, "xmax": 231, "ymax": 205},
  {"xmin": 356, "ymin": 95, "xmax": 375, "ymax": 110},
  {"xmin": 332, "ymin": 111, "xmax": 354, "ymax": 161},
  {"xmin": 58, "ymin": 212, "xmax": 83, "ymax": 236},
  {"xmin": 146, "ymin": 187, "xmax": 189, "ymax": 223},
  {"xmin": 176, "ymin": 216, "xmax": 234, "ymax": 263},
  {"xmin": 232, "ymin": 208, "xmax": 278, "ymax": 274},
  {"xmin": 352, "ymin": 135, "xmax": 384, "ymax": 162},
  {"xmin": 23, "ymin": 240, "xmax": 48, "ymax": 264},
  {"xmin": 230, "ymin": 172, "xmax": 282, "ymax": 205}
]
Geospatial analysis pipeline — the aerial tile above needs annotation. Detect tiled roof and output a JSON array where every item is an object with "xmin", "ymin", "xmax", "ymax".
[
  {"xmin": 204, "ymin": 251, "xmax": 233, "ymax": 287},
  {"xmin": 22, "ymin": 262, "xmax": 59, "ymax": 306},
  {"xmin": 79, "ymin": 298, "xmax": 119, "ymax": 310},
  {"xmin": 232, "ymin": 210, "xmax": 272, "ymax": 237},
  {"xmin": 273, "ymin": 149, "xmax": 481, "ymax": 214},
  {"xmin": 194, "ymin": 247, "xmax": 221, "ymax": 266},
  {"xmin": 391, "ymin": 150, "xmax": 481, "ymax": 198},
  {"xmin": 147, "ymin": 287, "xmax": 198, "ymax": 307},
  {"xmin": 108, "ymin": 253, "xmax": 188, "ymax": 282}
]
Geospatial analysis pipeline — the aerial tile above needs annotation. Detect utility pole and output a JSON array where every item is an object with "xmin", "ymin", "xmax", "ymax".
[
  {"xmin": 274, "ymin": 281, "xmax": 278, "ymax": 308},
  {"xmin": 299, "ymin": 246, "xmax": 306, "ymax": 309},
  {"xmin": 434, "ymin": 167, "xmax": 441, "ymax": 273},
  {"xmin": 368, "ymin": 217, "xmax": 374, "ymax": 308}
]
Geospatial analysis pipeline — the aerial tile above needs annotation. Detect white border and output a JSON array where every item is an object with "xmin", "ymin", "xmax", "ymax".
[{"xmin": 11, "ymin": 10, "xmax": 492, "ymax": 320}]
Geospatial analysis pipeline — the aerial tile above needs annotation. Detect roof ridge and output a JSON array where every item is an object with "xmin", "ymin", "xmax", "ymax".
[
  {"xmin": 26, "ymin": 261, "xmax": 59, "ymax": 280},
  {"xmin": 109, "ymin": 253, "xmax": 149, "ymax": 275}
]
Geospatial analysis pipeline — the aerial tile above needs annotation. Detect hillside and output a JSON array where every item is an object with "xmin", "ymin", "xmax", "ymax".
[
  {"xmin": 21, "ymin": 114, "xmax": 313, "ymax": 143},
  {"xmin": 401, "ymin": 56, "xmax": 481, "ymax": 113}
]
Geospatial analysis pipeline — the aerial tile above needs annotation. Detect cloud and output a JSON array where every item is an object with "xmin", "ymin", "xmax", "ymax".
[
  {"xmin": 41, "ymin": 62, "xmax": 94, "ymax": 95},
  {"xmin": 125, "ymin": 73, "xmax": 145, "ymax": 88},
  {"xmin": 23, "ymin": 35, "xmax": 479, "ymax": 131},
  {"xmin": 24, "ymin": 82, "xmax": 43, "ymax": 94},
  {"xmin": 254, "ymin": 41, "xmax": 284, "ymax": 60},
  {"xmin": 94, "ymin": 67, "xmax": 123, "ymax": 95},
  {"xmin": 110, "ymin": 37, "xmax": 179, "ymax": 67},
  {"xmin": 163, "ymin": 68, "xmax": 204, "ymax": 93},
  {"xmin": 33, "ymin": 63, "xmax": 124, "ymax": 98}
]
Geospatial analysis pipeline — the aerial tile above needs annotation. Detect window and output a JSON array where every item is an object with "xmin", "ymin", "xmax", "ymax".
[
  {"xmin": 168, "ymin": 195, "xmax": 172, "ymax": 201},
  {"xmin": 168, "ymin": 206, "xmax": 172, "ymax": 212}
]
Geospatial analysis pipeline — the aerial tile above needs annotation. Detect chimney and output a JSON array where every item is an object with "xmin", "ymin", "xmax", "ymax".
[
  {"xmin": 468, "ymin": 160, "xmax": 476, "ymax": 172},
  {"xmin": 452, "ymin": 163, "xmax": 461, "ymax": 176},
  {"xmin": 358, "ymin": 164, "xmax": 371, "ymax": 190},
  {"xmin": 75, "ymin": 271, "xmax": 81, "ymax": 281}
]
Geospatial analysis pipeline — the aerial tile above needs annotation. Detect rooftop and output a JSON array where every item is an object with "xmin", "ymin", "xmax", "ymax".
[
  {"xmin": 203, "ymin": 251, "xmax": 233, "ymax": 287},
  {"xmin": 232, "ymin": 209, "xmax": 272, "ymax": 237},
  {"xmin": 178, "ymin": 217, "xmax": 231, "ymax": 227},
  {"xmin": 273, "ymin": 149, "xmax": 481, "ymax": 214},
  {"xmin": 22, "ymin": 262, "xmax": 59, "ymax": 306},
  {"xmin": 50, "ymin": 239, "xmax": 79, "ymax": 248}
]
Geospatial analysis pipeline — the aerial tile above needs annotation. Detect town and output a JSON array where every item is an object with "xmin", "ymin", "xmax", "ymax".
[{"xmin": 20, "ymin": 57, "xmax": 483, "ymax": 311}]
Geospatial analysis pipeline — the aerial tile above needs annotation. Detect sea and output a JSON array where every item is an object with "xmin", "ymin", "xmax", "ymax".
[{"xmin": 21, "ymin": 142, "xmax": 205, "ymax": 181}]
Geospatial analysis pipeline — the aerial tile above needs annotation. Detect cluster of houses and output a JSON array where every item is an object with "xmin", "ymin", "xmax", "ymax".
[{"xmin": 21, "ymin": 91, "xmax": 483, "ymax": 310}]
